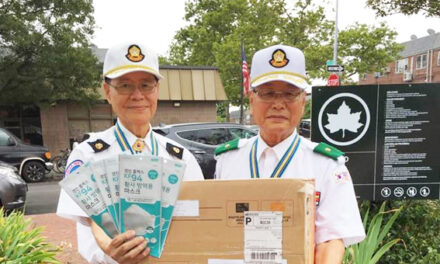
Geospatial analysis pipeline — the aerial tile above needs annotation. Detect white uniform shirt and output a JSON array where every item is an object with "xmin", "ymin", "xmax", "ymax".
[
  {"xmin": 215, "ymin": 131, "xmax": 365, "ymax": 246},
  {"xmin": 57, "ymin": 121, "xmax": 204, "ymax": 263}
]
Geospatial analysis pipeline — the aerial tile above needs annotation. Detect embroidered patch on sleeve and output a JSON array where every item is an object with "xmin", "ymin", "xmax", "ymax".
[
  {"xmin": 64, "ymin": 160, "xmax": 84, "ymax": 178},
  {"xmin": 334, "ymin": 170, "xmax": 351, "ymax": 183}
]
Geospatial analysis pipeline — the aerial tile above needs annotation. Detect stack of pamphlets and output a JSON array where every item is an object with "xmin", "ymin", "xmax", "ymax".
[{"xmin": 59, "ymin": 153, "xmax": 186, "ymax": 258}]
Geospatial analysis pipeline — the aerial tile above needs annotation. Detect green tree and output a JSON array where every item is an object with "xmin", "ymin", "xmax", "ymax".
[
  {"xmin": 216, "ymin": 101, "xmax": 228, "ymax": 122},
  {"xmin": 168, "ymin": 0, "xmax": 402, "ymax": 105},
  {"xmin": 159, "ymin": 55, "xmax": 172, "ymax": 65},
  {"xmin": 170, "ymin": 0, "xmax": 332, "ymax": 105},
  {"xmin": 337, "ymin": 23, "xmax": 404, "ymax": 83},
  {"xmin": 0, "ymin": 0, "xmax": 101, "ymax": 106},
  {"xmin": 366, "ymin": 0, "xmax": 440, "ymax": 17}
]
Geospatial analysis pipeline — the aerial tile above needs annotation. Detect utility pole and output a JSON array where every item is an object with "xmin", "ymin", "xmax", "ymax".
[
  {"xmin": 239, "ymin": 41, "xmax": 246, "ymax": 125},
  {"xmin": 333, "ymin": 0, "xmax": 339, "ymax": 65}
]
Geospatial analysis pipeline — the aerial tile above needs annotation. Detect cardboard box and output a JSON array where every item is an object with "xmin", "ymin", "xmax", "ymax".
[{"xmin": 147, "ymin": 179, "xmax": 315, "ymax": 264}]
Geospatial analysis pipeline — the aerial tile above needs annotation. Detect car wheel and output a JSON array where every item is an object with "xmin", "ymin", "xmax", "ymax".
[{"xmin": 22, "ymin": 161, "xmax": 45, "ymax": 182}]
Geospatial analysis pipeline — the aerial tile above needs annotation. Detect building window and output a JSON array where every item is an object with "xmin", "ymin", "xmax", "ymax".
[
  {"xmin": 416, "ymin": 54, "xmax": 427, "ymax": 69},
  {"xmin": 395, "ymin": 58, "xmax": 408, "ymax": 73},
  {"xmin": 437, "ymin": 52, "xmax": 440, "ymax": 66}
]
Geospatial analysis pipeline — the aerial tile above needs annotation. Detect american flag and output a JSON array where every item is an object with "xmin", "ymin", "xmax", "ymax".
[{"xmin": 241, "ymin": 43, "xmax": 250, "ymax": 96}]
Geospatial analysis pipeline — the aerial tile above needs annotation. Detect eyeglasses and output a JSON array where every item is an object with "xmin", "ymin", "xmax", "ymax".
[
  {"xmin": 254, "ymin": 88, "xmax": 304, "ymax": 102},
  {"xmin": 106, "ymin": 80, "xmax": 157, "ymax": 95}
]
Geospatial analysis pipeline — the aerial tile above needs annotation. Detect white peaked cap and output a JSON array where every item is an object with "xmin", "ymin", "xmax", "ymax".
[
  {"xmin": 103, "ymin": 41, "xmax": 163, "ymax": 80},
  {"xmin": 250, "ymin": 44, "xmax": 309, "ymax": 90}
]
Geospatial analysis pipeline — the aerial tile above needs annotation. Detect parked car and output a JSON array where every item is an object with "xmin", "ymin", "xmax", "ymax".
[
  {"xmin": 153, "ymin": 123, "xmax": 257, "ymax": 179},
  {"xmin": 299, "ymin": 119, "xmax": 311, "ymax": 138},
  {"xmin": 0, "ymin": 161, "xmax": 27, "ymax": 213},
  {"xmin": 0, "ymin": 128, "xmax": 53, "ymax": 182}
]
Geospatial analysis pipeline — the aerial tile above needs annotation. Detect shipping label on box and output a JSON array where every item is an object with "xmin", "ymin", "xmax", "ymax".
[
  {"xmin": 145, "ymin": 179, "xmax": 315, "ymax": 264},
  {"xmin": 244, "ymin": 211, "xmax": 283, "ymax": 264}
]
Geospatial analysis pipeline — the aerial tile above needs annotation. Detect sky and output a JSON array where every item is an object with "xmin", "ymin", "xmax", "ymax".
[{"xmin": 92, "ymin": 0, "xmax": 440, "ymax": 57}]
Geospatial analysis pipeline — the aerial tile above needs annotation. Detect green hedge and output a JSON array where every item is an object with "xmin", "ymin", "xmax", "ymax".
[{"xmin": 381, "ymin": 200, "xmax": 440, "ymax": 263}]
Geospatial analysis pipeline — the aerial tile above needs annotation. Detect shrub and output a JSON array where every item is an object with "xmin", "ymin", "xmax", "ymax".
[
  {"xmin": 0, "ymin": 208, "xmax": 61, "ymax": 263},
  {"xmin": 344, "ymin": 201, "xmax": 401, "ymax": 264},
  {"xmin": 381, "ymin": 200, "xmax": 440, "ymax": 264}
]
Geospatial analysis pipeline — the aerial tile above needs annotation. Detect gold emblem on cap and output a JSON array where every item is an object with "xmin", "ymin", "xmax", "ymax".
[
  {"xmin": 126, "ymin": 44, "xmax": 145, "ymax": 62},
  {"xmin": 225, "ymin": 143, "xmax": 230, "ymax": 148},
  {"xmin": 95, "ymin": 142, "xmax": 103, "ymax": 150},
  {"xmin": 269, "ymin": 49, "xmax": 289, "ymax": 68},
  {"xmin": 173, "ymin": 147, "xmax": 181, "ymax": 154},
  {"xmin": 325, "ymin": 147, "xmax": 331, "ymax": 152}
]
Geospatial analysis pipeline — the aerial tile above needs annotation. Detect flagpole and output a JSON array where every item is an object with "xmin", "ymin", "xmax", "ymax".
[{"xmin": 239, "ymin": 41, "xmax": 244, "ymax": 124}]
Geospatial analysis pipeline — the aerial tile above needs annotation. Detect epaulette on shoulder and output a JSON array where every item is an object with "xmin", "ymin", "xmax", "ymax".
[
  {"xmin": 87, "ymin": 139, "xmax": 110, "ymax": 153},
  {"xmin": 313, "ymin": 142, "xmax": 345, "ymax": 161},
  {"xmin": 215, "ymin": 138, "xmax": 240, "ymax": 156},
  {"xmin": 166, "ymin": 142, "xmax": 184, "ymax": 160}
]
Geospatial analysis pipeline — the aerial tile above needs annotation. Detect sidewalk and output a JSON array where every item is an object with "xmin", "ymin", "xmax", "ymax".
[{"xmin": 26, "ymin": 213, "xmax": 87, "ymax": 264}]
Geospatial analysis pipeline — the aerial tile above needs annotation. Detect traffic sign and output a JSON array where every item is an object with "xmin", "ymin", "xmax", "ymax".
[
  {"xmin": 326, "ymin": 60, "xmax": 335, "ymax": 66},
  {"xmin": 327, "ymin": 65, "xmax": 344, "ymax": 72},
  {"xmin": 327, "ymin": 74, "xmax": 339, "ymax": 86}
]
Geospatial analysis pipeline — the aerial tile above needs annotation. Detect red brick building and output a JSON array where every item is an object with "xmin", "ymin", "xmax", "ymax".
[
  {"xmin": 359, "ymin": 30, "xmax": 440, "ymax": 85},
  {"xmin": 0, "ymin": 46, "xmax": 227, "ymax": 155}
]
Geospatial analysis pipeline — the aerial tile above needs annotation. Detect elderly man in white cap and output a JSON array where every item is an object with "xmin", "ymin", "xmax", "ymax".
[
  {"xmin": 215, "ymin": 44, "xmax": 365, "ymax": 263},
  {"xmin": 56, "ymin": 41, "xmax": 204, "ymax": 263}
]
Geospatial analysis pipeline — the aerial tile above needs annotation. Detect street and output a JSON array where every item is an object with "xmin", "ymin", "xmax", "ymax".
[
  {"xmin": 23, "ymin": 177, "xmax": 87, "ymax": 263},
  {"xmin": 25, "ymin": 180, "xmax": 61, "ymax": 215}
]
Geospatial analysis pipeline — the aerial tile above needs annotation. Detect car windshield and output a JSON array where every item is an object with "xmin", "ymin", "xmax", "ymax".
[
  {"xmin": 178, "ymin": 128, "xmax": 233, "ymax": 145},
  {"xmin": 230, "ymin": 128, "xmax": 256, "ymax": 139},
  {"xmin": 176, "ymin": 126, "xmax": 257, "ymax": 146},
  {"xmin": 1, "ymin": 129, "xmax": 24, "ymax": 146}
]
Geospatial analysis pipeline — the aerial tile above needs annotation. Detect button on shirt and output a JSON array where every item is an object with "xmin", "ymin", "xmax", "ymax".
[
  {"xmin": 215, "ymin": 131, "xmax": 366, "ymax": 246},
  {"xmin": 57, "ymin": 121, "xmax": 204, "ymax": 263}
]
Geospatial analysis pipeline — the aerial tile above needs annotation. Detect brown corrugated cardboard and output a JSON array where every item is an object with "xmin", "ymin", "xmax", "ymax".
[{"xmin": 146, "ymin": 178, "xmax": 315, "ymax": 264}]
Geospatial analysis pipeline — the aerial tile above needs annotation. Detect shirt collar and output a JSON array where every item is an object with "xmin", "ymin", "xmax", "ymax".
[
  {"xmin": 116, "ymin": 119, "xmax": 153, "ymax": 153},
  {"xmin": 257, "ymin": 130, "xmax": 298, "ymax": 161}
]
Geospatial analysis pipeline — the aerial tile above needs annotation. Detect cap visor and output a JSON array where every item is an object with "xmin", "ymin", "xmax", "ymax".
[
  {"xmin": 251, "ymin": 74, "xmax": 309, "ymax": 90},
  {"xmin": 105, "ymin": 68, "xmax": 163, "ymax": 80}
]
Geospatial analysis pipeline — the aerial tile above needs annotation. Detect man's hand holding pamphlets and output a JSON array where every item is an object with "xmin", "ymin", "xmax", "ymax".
[{"xmin": 59, "ymin": 153, "xmax": 185, "ymax": 258}]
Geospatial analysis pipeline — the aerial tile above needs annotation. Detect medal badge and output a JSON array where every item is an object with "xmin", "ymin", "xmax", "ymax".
[{"xmin": 133, "ymin": 139, "xmax": 145, "ymax": 153}]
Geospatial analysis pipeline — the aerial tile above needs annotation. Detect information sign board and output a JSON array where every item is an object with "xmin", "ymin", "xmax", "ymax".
[{"xmin": 311, "ymin": 84, "xmax": 439, "ymax": 200}]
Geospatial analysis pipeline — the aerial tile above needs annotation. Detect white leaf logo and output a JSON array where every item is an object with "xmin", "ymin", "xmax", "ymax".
[{"xmin": 324, "ymin": 101, "xmax": 363, "ymax": 138}]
